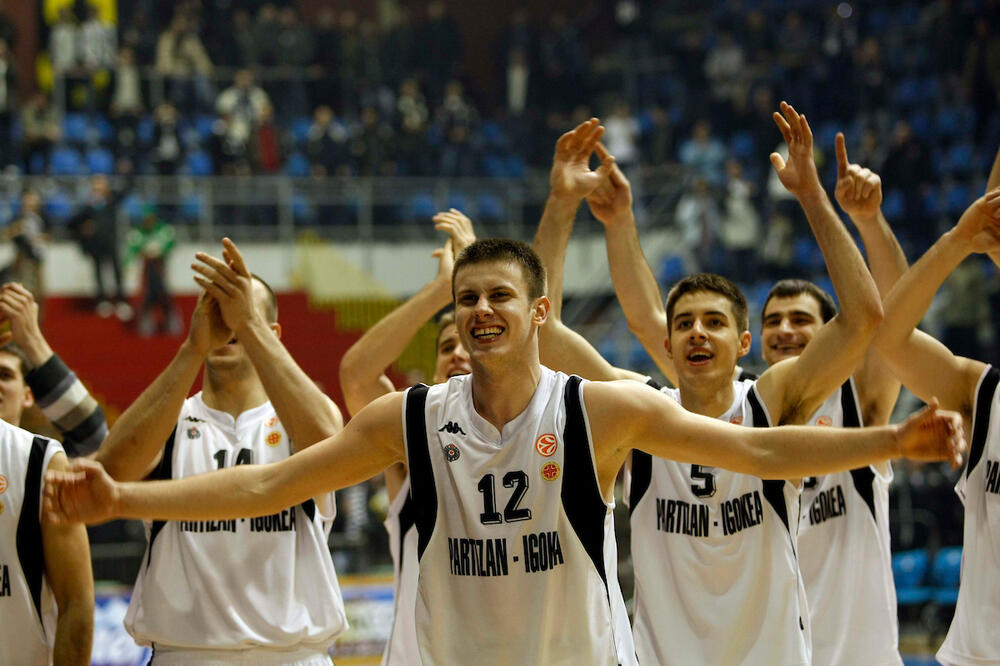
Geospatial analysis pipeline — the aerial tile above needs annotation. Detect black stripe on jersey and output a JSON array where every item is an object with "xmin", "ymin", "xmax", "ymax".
[
  {"xmin": 967, "ymin": 367, "xmax": 1000, "ymax": 478},
  {"xmin": 16, "ymin": 437, "xmax": 49, "ymax": 623},
  {"xmin": 561, "ymin": 376, "xmax": 610, "ymax": 589},
  {"xmin": 738, "ymin": 368, "xmax": 759, "ymax": 381},
  {"xmin": 397, "ymin": 493, "xmax": 416, "ymax": 576},
  {"xmin": 300, "ymin": 499, "xmax": 316, "ymax": 522},
  {"xmin": 146, "ymin": 427, "xmax": 177, "ymax": 566},
  {"xmin": 747, "ymin": 387, "xmax": 794, "ymax": 535},
  {"xmin": 746, "ymin": 385, "xmax": 772, "ymax": 427},
  {"xmin": 403, "ymin": 384, "xmax": 436, "ymax": 560},
  {"xmin": 628, "ymin": 378, "xmax": 662, "ymax": 514},
  {"xmin": 840, "ymin": 380, "xmax": 879, "ymax": 524}
]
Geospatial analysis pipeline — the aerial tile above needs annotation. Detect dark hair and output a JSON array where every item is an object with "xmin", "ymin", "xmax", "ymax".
[
  {"xmin": 251, "ymin": 273, "xmax": 279, "ymax": 323},
  {"xmin": 762, "ymin": 279, "xmax": 837, "ymax": 323},
  {"xmin": 0, "ymin": 343, "xmax": 29, "ymax": 379},
  {"xmin": 436, "ymin": 310, "xmax": 456, "ymax": 348},
  {"xmin": 665, "ymin": 273, "xmax": 749, "ymax": 332},
  {"xmin": 452, "ymin": 238, "xmax": 546, "ymax": 301}
]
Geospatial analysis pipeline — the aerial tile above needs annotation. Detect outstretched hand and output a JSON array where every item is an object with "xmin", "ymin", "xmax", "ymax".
[
  {"xmin": 896, "ymin": 398, "xmax": 966, "ymax": 469},
  {"xmin": 0, "ymin": 282, "xmax": 51, "ymax": 365},
  {"xmin": 550, "ymin": 118, "xmax": 616, "ymax": 201},
  {"xmin": 187, "ymin": 290, "xmax": 232, "ymax": 355},
  {"xmin": 586, "ymin": 143, "xmax": 634, "ymax": 226},
  {"xmin": 432, "ymin": 208, "xmax": 476, "ymax": 256},
  {"xmin": 770, "ymin": 101, "xmax": 821, "ymax": 197},
  {"xmin": 43, "ymin": 458, "xmax": 119, "ymax": 525},
  {"xmin": 192, "ymin": 238, "xmax": 262, "ymax": 334},
  {"xmin": 433, "ymin": 239, "xmax": 455, "ymax": 283},
  {"xmin": 953, "ymin": 188, "xmax": 1000, "ymax": 253},
  {"xmin": 833, "ymin": 132, "xmax": 882, "ymax": 222}
]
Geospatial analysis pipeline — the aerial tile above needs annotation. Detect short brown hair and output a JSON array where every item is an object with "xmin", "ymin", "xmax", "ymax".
[
  {"xmin": 436, "ymin": 310, "xmax": 456, "ymax": 347},
  {"xmin": 0, "ymin": 343, "xmax": 29, "ymax": 380},
  {"xmin": 452, "ymin": 239, "xmax": 546, "ymax": 300},
  {"xmin": 763, "ymin": 279, "xmax": 837, "ymax": 323},
  {"xmin": 665, "ymin": 273, "xmax": 749, "ymax": 332},
  {"xmin": 251, "ymin": 273, "xmax": 278, "ymax": 323}
]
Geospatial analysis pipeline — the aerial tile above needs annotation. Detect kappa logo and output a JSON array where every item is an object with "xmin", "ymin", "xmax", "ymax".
[
  {"xmin": 535, "ymin": 433, "xmax": 558, "ymax": 457},
  {"xmin": 266, "ymin": 431, "xmax": 283, "ymax": 447},
  {"xmin": 815, "ymin": 415, "xmax": 833, "ymax": 427},
  {"xmin": 730, "ymin": 415, "xmax": 744, "ymax": 425},
  {"xmin": 183, "ymin": 416, "xmax": 206, "ymax": 423},
  {"xmin": 0, "ymin": 474, "xmax": 7, "ymax": 494},
  {"xmin": 541, "ymin": 461, "xmax": 561, "ymax": 482},
  {"xmin": 438, "ymin": 421, "xmax": 467, "ymax": 436},
  {"xmin": 266, "ymin": 416, "xmax": 279, "ymax": 428},
  {"xmin": 444, "ymin": 443, "xmax": 461, "ymax": 462},
  {"xmin": 187, "ymin": 427, "xmax": 201, "ymax": 440}
]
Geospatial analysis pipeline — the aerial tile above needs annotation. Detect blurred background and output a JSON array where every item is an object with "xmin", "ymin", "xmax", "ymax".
[{"xmin": 0, "ymin": 0, "xmax": 996, "ymax": 663}]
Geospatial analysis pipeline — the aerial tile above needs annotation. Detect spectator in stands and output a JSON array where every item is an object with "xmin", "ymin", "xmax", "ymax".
[
  {"xmin": 881, "ymin": 119, "xmax": 933, "ymax": 246},
  {"xmin": 20, "ymin": 92, "xmax": 60, "ymax": 174},
  {"xmin": 437, "ymin": 80, "xmax": 478, "ymax": 177},
  {"xmin": 307, "ymin": 105, "xmax": 349, "ymax": 177},
  {"xmin": 309, "ymin": 7, "xmax": 339, "ymax": 107},
  {"xmin": 853, "ymin": 37, "xmax": 889, "ymax": 124},
  {"xmin": 0, "ymin": 38, "xmax": 16, "ymax": 170},
  {"xmin": 210, "ymin": 114, "xmax": 251, "ymax": 176},
  {"xmin": 79, "ymin": 4, "xmax": 116, "ymax": 74},
  {"xmin": 603, "ymin": 100, "xmax": 640, "ymax": 169},
  {"xmin": 110, "ymin": 46, "xmax": 143, "ymax": 161},
  {"xmin": 395, "ymin": 78, "xmax": 430, "ymax": 175},
  {"xmin": 679, "ymin": 119, "xmax": 726, "ymax": 186},
  {"xmin": 2, "ymin": 190, "xmax": 47, "ymax": 306},
  {"xmin": 274, "ymin": 7, "xmax": 314, "ymax": 119},
  {"xmin": 337, "ymin": 10, "xmax": 362, "ymax": 114},
  {"xmin": 155, "ymin": 11, "xmax": 213, "ymax": 113},
  {"xmin": 963, "ymin": 15, "xmax": 1000, "ymax": 144},
  {"xmin": 126, "ymin": 206, "xmax": 180, "ymax": 337},
  {"xmin": 0, "ymin": 281, "xmax": 107, "ymax": 456},
  {"xmin": 539, "ymin": 12, "xmax": 585, "ymax": 112},
  {"xmin": 69, "ymin": 175, "xmax": 132, "ymax": 320},
  {"xmin": 939, "ymin": 258, "xmax": 990, "ymax": 360},
  {"xmin": 506, "ymin": 47, "xmax": 531, "ymax": 118},
  {"xmin": 252, "ymin": 3, "xmax": 281, "ymax": 67},
  {"xmin": 674, "ymin": 176, "xmax": 720, "ymax": 270},
  {"xmin": 216, "ymin": 68, "xmax": 271, "ymax": 150},
  {"xmin": 419, "ymin": 1, "xmax": 461, "ymax": 98},
  {"xmin": 720, "ymin": 160, "xmax": 761, "ymax": 284},
  {"xmin": 49, "ymin": 7, "xmax": 79, "ymax": 76},
  {"xmin": 352, "ymin": 106, "xmax": 393, "ymax": 176},
  {"xmin": 640, "ymin": 105, "xmax": 674, "ymax": 168},
  {"xmin": 151, "ymin": 102, "xmax": 183, "ymax": 175},
  {"xmin": 229, "ymin": 9, "xmax": 257, "ymax": 68},
  {"xmin": 703, "ymin": 28, "xmax": 746, "ymax": 125},
  {"xmin": 250, "ymin": 102, "xmax": 284, "ymax": 174}
]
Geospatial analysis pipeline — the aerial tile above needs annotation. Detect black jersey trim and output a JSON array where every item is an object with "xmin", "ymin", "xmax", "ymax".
[
  {"xmin": 300, "ymin": 499, "xmax": 316, "ymax": 522},
  {"xmin": 747, "ymin": 387, "xmax": 794, "ymax": 535},
  {"xmin": 384, "ymin": 492, "xmax": 416, "ymax": 666},
  {"xmin": 16, "ymin": 436, "xmax": 50, "ymax": 624},
  {"xmin": 628, "ymin": 378, "xmax": 662, "ymax": 514},
  {"xmin": 146, "ymin": 427, "xmax": 177, "ymax": 566},
  {"xmin": 746, "ymin": 385, "xmax": 772, "ymax": 427},
  {"xmin": 838, "ymin": 380, "xmax": 879, "ymax": 524},
  {"xmin": 968, "ymin": 367, "xmax": 1000, "ymax": 478},
  {"xmin": 738, "ymin": 368, "xmax": 759, "ymax": 381},
  {"xmin": 403, "ymin": 384, "xmax": 436, "ymax": 560},
  {"xmin": 561, "ymin": 376, "xmax": 610, "ymax": 590}
]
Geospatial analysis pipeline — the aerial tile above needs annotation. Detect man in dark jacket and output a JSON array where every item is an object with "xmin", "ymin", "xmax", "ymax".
[{"xmin": 69, "ymin": 175, "xmax": 132, "ymax": 320}]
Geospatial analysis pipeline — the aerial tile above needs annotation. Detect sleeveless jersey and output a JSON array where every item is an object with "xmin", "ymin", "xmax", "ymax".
[
  {"xmin": 797, "ymin": 378, "xmax": 900, "ymax": 666},
  {"xmin": 938, "ymin": 365, "xmax": 1000, "ymax": 666},
  {"xmin": 125, "ymin": 393, "xmax": 348, "ymax": 651},
  {"xmin": 0, "ymin": 421, "xmax": 62, "ymax": 665},
  {"xmin": 382, "ymin": 475, "xmax": 419, "ymax": 666},
  {"xmin": 403, "ymin": 369, "xmax": 637, "ymax": 666},
  {"xmin": 629, "ymin": 379, "xmax": 810, "ymax": 665}
]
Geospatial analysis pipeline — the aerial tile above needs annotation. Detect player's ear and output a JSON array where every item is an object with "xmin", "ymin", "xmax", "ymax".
[
  {"xmin": 664, "ymin": 335, "xmax": 674, "ymax": 360},
  {"xmin": 531, "ymin": 296, "xmax": 550, "ymax": 327},
  {"xmin": 737, "ymin": 331, "xmax": 752, "ymax": 358},
  {"xmin": 22, "ymin": 384, "xmax": 34, "ymax": 410},
  {"xmin": 270, "ymin": 322, "xmax": 282, "ymax": 339}
]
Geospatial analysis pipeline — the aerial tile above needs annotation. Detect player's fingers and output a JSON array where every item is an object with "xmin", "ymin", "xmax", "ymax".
[
  {"xmin": 769, "ymin": 153, "xmax": 786, "ymax": 172},
  {"xmin": 193, "ymin": 275, "xmax": 230, "ymax": 301},
  {"xmin": 772, "ymin": 111, "xmax": 792, "ymax": 144},
  {"xmin": 191, "ymin": 263, "xmax": 237, "ymax": 296},
  {"xmin": 835, "ymin": 133, "xmax": 849, "ymax": 178},
  {"xmin": 594, "ymin": 141, "xmax": 611, "ymax": 163},
  {"xmin": 579, "ymin": 123, "xmax": 605, "ymax": 156},
  {"xmin": 221, "ymin": 238, "xmax": 251, "ymax": 277},
  {"xmin": 799, "ymin": 112, "xmax": 812, "ymax": 144},
  {"xmin": 860, "ymin": 173, "xmax": 876, "ymax": 199},
  {"xmin": 594, "ymin": 153, "xmax": 616, "ymax": 180}
]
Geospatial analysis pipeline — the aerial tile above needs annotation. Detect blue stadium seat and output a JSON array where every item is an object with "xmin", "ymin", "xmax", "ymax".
[
  {"xmin": 936, "ymin": 107, "xmax": 963, "ymax": 139},
  {"xmin": 892, "ymin": 549, "xmax": 931, "ymax": 606},
  {"xmin": 816, "ymin": 122, "xmax": 839, "ymax": 150},
  {"xmin": 410, "ymin": 193, "xmax": 436, "ymax": 219},
  {"xmin": 658, "ymin": 254, "xmax": 687, "ymax": 286},
  {"xmin": 94, "ymin": 116, "xmax": 113, "ymax": 144},
  {"xmin": 793, "ymin": 237, "xmax": 825, "ymax": 271},
  {"xmin": 195, "ymin": 115, "xmax": 216, "ymax": 142},
  {"xmin": 44, "ymin": 191, "xmax": 74, "ymax": 223},
  {"xmin": 629, "ymin": 338, "xmax": 653, "ymax": 370},
  {"xmin": 505, "ymin": 155, "xmax": 525, "ymax": 178},
  {"xmin": 481, "ymin": 155, "xmax": 507, "ymax": 178},
  {"xmin": 597, "ymin": 337, "xmax": 620, "ymax": 367},
  {"xmin": 284, "ymin": 152, "xmax": 310, "ymax": 177},
  {"xmin": 63, "ymin": 113, "xmax": 89, "ymax": 144},
  {"xmin": 50, "ymin": 147, "xmax": 84, "ymax": 175},
  {"xmin": 929, "ymin": 547, "xmax": 962, "ymax": 606},
  {"xmin": 480, "ymin": 121, "xmax": 506, "ymax": 148},
  {"xmin": 921, "ymin": 188, "xmax": 940, "ymax": 216},
  {"xmin": 445, "ymin": 193, "xmax": 470, "ymax": 214},
  {"xmin": 137, "ymin": 116, "xmax": 155, "ymax": 145},
  {"xmin": 946, "ymin": 144, "xmax": 974, "ymax": 175},
  {"xmin": 86, "ymin": 148, "xmax": 114, "ymax": 175},
  {"xmin": 894, "ymin": 77, "xmax": 921, "ymax": 108},
  {"xmin": 881, "ymin": 189, "xmax": 906, "ymax": 221},
  {"xmin": 290, "ymin": 117, "xmax": 312, "ymax": 146},
  {"xmin": 477, "ymin": 193, "xmax": 503, "ymax": 221},
  {"xmin": 943, "ymin": 183, "xmax": 971, "ymax": 216},
  {"xmin": 180, "ymin": 193, "xmax": 204, "ymax": 221},
  {"xmin": 291, "ymin": 193, "xmax": 314, "ymax": 222},
  {"xmin": 121, "ymin": 193, "xmax": 147, "ymax": 221},
  {"xmin": 186, "ymin": 151, "xmax": 213, "ymax": 176},
  {"xmin": 730, "ymin": 131, "xmax": 755, "ymax": 160},
  {"xmin": 909, "ymin": 111, "xmax": 933, "ymax": 140}
]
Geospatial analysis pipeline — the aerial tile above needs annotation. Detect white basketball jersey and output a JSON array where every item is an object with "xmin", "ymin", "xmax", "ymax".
[
  {"xmin": 629, "ymin": 379, "xmax": 810, "ymax": 666},
  {"xmin": 938, "ymin": 365, "xmax": 1000, "ymax": 666},
  {"xmin": 403, "ymin": 369, "xmax": 637, "ymax": 666},
  {"xmin": 797, "ymin": 378, "xmax": 901, "ymax": 666},
  {"xmin": 0, "ymin": 422, "xmax": 61, "ymax": 665},
  {"xmin": 382, "ymin": 475, "xmax": 419, "ymax": 666},
  {"xmin": 125, "ymin": 393, "xmax": 348, "ymax": 651}
]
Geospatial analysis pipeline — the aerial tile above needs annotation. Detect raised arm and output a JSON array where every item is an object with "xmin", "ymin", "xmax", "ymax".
[
  {"xmin": 872, "ymin": 192, "xmax": 1000, "ymax": 414},
  {"xmin": 0, "ymin": 283, "xmax": 107, "ymax": 455},
  {"xmin": 340, "ymin": 211, "xmax": 474, "ymax": 416},
  {"xmin": 42, "ymin": 453, "xmax": 94, "ymax": 666},
  {"xmin": 987, "ymin": 144, "xmax": 1000, "ymax": 269},
  {"xmin": 756, "ymin": 103, "xmax": 883, "ymax": 423},
  {"xmin": 46, "ymin": 391, "xmax": 406, "ymax": 525},
  {"xmin": 587, "ymin": 380, "xmax": 965, "ymax": 494},
  {"xmin": 95, "ymin": 293, "xmax": 228, "ymax": 481},
  {"xmin": 194, "ymin": 239, "xmax": 342, "ymax": 450},
  {"xmin": 586, "ymin": 146, "xmax": 678, "ymax": 386},
  {"xmin": 833, "ymin": 133, "xmax": 907, "ymax": 425}
]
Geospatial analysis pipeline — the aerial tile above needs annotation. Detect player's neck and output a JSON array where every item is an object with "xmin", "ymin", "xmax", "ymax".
[
  {"xmin": 469, "ymin": 355, "xmax": 542, "ymax": 433},
  {"xmin": 677, "ymin": 376, "xmax": 736, "ymax": 418},
  {"xmin": 201, "ymin": 364, "xmax": 269, "ymax": 418}
]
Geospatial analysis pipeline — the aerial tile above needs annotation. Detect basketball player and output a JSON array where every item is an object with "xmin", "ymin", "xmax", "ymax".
[
  {"xmin": 533, "ymin": 105, "xmax": 898, "ymax": 664},
  {"xmin": 0, "ymin": 281, "xmax": 107, "ymax": 455},
  {"xmin": 871, "ymin": 183, "xmax": 1000, "ymax": 666},
  {"xmin": 339, "ymin": 210, "xmax": 474, "ymax": 665},
  {"xmin": 0, "ymin": 419, "xmax": 93, "ymax": 664},
  {"xmin": 46, "ymin": 238, "xmax": 963, "ymax": 665},
  {"xmin": 93, "ymin": 239, "xmax": 348, "ymax": 663}
]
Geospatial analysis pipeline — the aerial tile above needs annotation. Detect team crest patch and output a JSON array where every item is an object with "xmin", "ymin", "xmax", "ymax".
[
  {"xmin": 535, "ymin": 433, "xmax": 558, "ymax": 457},
  {"xmin": 0, "ymin": 474, "xmax": 7, "ymax": 493},
  {"xmin": 730, "ymin": 415, "xmax": 743, "ymax": 425},
  {"xmin": 266, "ymin": 431, "xmax": 283, "ymax": 447},
  {"xmin": 815, "ymin": 415, "xmax": 833, "ymax": 427},
  {"xmin": 541, "ymin": 461, "xmax": 561, "ymax": 482},
  {"xmin": 444, "ymin": 444, "xmax": 461, "ymax": 462},
  {"xmin": 266, "ymin": 416, "xmax": 279, "ymax": 428},
  {"xmin": 187, "ymin": 427, "xmax": 200, "ymax": 440}
]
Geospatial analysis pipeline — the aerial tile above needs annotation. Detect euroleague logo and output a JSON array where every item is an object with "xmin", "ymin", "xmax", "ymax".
[
  {"xmin": 0, "ymin": 474, "xmax": 7, "ymax": 494},
  {"xmin": 535, "ymin": 433, "xmax": 558, "ymax": 457},
  {"xmin": 444, "ymin": 444, "xmax": 461, "ymax": 462},
  {"xmin": 266, "ymin": 431, "xmax": 283, "ymax": 447},
  {"xmin": 815, "ymin": 415, "xmax": 833, "ymax": 427},
  {"xmin": 266, "ymin": 416, "xmax": 279, "ymax": 428},
  {"xmin": 541, "ymin": 461, "xmax": 561, "ymax": 482}
]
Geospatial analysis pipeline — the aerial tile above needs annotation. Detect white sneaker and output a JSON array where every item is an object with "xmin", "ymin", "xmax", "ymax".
[
  {"xmin": 96, "ymin": 300, "xmax": 114, "ymax": 318},
  {"xmin": 116, "ymin": 301, "xmax": 134, "ymax": 322}
]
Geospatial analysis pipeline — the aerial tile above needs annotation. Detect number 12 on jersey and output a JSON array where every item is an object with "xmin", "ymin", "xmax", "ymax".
[{"xmin": 478, "ymin": 471, "xmax": 532, "ymax": 524}]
